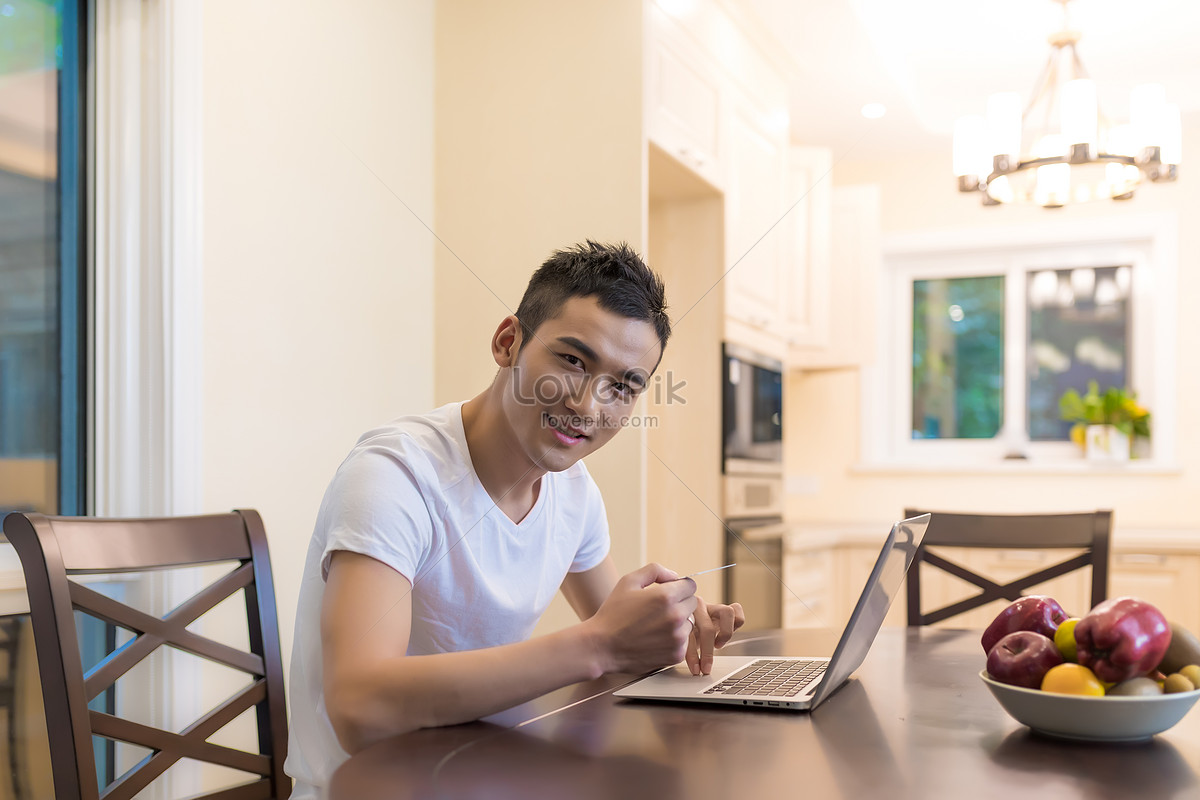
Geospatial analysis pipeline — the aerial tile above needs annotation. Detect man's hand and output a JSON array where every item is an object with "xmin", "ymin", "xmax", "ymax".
[
  {"xmin": 686, "ymin": 596, "xmax": 746, "ymax": 676},
  {"xmin": 583, "ymin": 563, "xmax": 698, "ymax": 674}
]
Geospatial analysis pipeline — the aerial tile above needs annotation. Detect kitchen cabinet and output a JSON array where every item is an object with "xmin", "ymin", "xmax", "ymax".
[
  {"xmin": 645, "ymin": 12, "xmax": 724, "ymax": 191},
  {"xmin": 1110, "ymin": 551, "xmax": 1200, "ymax": 634},
  {"xmin": 788, "ymin": 183, "xmax": 879, "ymax": 369},
  {"xmin": 779, "ymin": 147, "xmax": 832, "ymax": 350},
  {"xmin": 645, "ymin": 0, "xmax": 799, "ymax": 362},
  {"xmin": 782, "ymin": 540, "xmax": 835, "ymax": 628},
  {"xmin": 723, "ymin": 98, "xmax": 787, "ymax": 334}
]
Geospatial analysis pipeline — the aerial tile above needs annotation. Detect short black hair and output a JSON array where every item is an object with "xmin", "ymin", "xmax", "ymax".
[{"xmin": 515, "ymin": 240, "xmax": 671, "ymax": 355}]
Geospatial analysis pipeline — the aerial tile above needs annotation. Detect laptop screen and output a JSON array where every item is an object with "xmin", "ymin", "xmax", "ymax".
[{"xmin": 810, "ymin": 514, "xmax": 929, "ymax": 706}]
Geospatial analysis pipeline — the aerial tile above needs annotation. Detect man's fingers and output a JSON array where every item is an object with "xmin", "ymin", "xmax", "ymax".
[
  {"xmin": 692, "ymin": 597, "xmax": 717, "ymax": 675},
  {"xmin": 627, "ymin": 562, "xmax": 679, "ymax": 588},
  {"xmin": 711, "ymin": 604, "xmax": 735, "ymax": 649},
  {"xmin": 731, "ymin": 602, "xmax": 746, "ymax": 630},
  {"xmin": 684, "ymin": 619, "xmax": 700, "ymax": 675}
]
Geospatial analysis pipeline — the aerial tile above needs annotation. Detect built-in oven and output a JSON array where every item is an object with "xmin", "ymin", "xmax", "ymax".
[
  {"xmin": 724, "ymin": 515, "xmax": 785, "ymax": 630},
  {"xmin": 722, "ymin": 342, "xmax": 783, "ymax": 470}
]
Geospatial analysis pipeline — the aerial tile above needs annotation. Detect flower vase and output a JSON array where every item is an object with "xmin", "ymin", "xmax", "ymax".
[{"xmin": 1085, "ymin": 424, "xmax": 1130, "ymax": 463}]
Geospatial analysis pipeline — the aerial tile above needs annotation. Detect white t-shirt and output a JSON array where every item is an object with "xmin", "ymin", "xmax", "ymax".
[{"xmin": 284, "ymin": 402, "xmax": 610, "ymax": 799}]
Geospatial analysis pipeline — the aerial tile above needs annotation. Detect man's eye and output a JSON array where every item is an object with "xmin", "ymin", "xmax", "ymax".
[
  {"xmin": 561, "ymin": 354, "xmax": 583, "ymax": 368},
  {"xmin": 612, "ymin": 382, "xmax": 631, "ymax": 397}
]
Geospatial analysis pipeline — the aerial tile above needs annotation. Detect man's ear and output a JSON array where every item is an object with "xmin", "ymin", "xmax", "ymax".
[{"xmin": 491, "ymin": 315, "xmax": 523, "ymax": 367}]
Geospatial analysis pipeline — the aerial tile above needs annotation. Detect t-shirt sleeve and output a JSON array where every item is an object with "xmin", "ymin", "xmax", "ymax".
[
  {"xmin": 318, "ymin": 446, "xmax": 434, "ymax": 585},
  {"xmin": 569, "ymin": 473, "xmax": 611, "ymax": 573}
]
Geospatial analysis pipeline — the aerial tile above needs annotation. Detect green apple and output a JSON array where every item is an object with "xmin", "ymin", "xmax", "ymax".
[{"xmin": 1054, "ymin": 617, "xmax": 1082, "ymax": 661}]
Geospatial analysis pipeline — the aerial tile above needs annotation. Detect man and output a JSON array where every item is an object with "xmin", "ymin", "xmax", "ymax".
[{"xmin": 285, "ymin": 241, "xmax": 744, "ymax": 798}]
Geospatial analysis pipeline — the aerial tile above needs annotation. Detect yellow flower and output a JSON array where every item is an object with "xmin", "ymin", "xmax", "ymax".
[{"xmin": 1070, "ymin": 423, "xmax": 1087, "ymax": 449}]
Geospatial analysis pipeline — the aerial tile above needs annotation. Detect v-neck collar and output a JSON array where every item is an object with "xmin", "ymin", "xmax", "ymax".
[{"xmin": 451, "ymin": 403, "xmax": 550, "ymax": 528}]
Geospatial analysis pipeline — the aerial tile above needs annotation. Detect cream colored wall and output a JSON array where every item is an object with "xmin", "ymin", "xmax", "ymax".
[
  {"xmin": 200, "ymin": 0, "xmax": 434, "ymax": 783},
  {"xmin": 784, "ymin": 114, "xmax": 1200, "ymax": 531},
  {"xmin": 434, "ymin": 1, "xmax": 646, "ymax": 634}
]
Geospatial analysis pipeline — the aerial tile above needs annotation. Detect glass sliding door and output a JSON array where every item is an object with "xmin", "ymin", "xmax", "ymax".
[{"xmin": 0, "ymin": 0, "xmax": 87, "ymax": 517}]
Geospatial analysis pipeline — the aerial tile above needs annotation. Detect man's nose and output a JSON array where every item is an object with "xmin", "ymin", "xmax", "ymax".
[{"xmin": 565, "ymin": 376, "xmax": 601, "ymax": 421}]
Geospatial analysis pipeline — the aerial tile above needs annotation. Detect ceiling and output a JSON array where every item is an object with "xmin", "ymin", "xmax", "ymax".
[{"xmin": 746, "ymin": 0, "xmax": 1200, "ymax": 160}]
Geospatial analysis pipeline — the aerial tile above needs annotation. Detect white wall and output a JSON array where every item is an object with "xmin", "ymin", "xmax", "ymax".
[
  {"xmin": 200, "ymin": 0, "xmax": 434, "ymax": 779},
  {"xmin": 784, "ymin": 114, "xmax": 1200, "ymax": 531}
]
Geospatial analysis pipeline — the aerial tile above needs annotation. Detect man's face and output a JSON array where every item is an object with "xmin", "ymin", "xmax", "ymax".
[{"xmin": 501, "ymin": 295, "xmax": 663, "ymax": 473}]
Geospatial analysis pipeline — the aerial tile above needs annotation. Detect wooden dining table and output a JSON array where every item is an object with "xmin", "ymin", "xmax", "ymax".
[{"xmin": 329, "ymin": 626, "xmax": 1200, "ymax": 800}]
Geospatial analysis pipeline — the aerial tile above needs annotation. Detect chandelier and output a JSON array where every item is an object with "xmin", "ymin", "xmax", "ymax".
[{"xmin": 954, "ymin": 0, "xmax": 1181, "ymax": 207}]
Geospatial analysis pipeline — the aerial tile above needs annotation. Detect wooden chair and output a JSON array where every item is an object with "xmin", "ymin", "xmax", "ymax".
[
  {"xmin": 3, "ymin": 510, "xmax": 290, "ymax": 800},
  {"xmin": 904, "ymin": 509, "xmax": 1112, "ymax": 627}
]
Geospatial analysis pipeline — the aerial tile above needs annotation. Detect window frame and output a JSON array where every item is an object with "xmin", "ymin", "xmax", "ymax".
[{"xmin": 861, "ymin": 214, "xmax": 1178, "ymax": 471}]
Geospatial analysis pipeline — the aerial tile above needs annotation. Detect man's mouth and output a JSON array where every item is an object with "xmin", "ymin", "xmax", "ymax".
[{"xmin": 546, "ymin": 415, "xmax": 588, "ymax": 445}]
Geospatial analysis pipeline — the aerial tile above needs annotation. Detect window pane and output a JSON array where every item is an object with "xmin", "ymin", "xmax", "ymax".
[
  {"xmin": 0, "ymin": 0, "xmax": 82, "ymax": 513},
  {"xmin": 0, "ymin": 0, "xmax": 71, "ymax": 514},
  {"xmin": 1027, "ymin": 266, "xmax": 1130, "ymax": 440},
  {"xmin": 912, "ymin": 276, "xmax": 1004, "ymax": 439}
]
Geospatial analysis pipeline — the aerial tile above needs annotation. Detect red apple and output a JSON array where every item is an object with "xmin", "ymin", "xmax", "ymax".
[
  {"xmin": 1075, "ymin": 597, "xmax": 1172, "ymax": 683},
  {"xmin": 981, "ymin": 595, "xmax": 1068, "ymax": 655},
  {"xmin": 986, "ymin": 631, "xmax": 1064, "ymax": 689}
]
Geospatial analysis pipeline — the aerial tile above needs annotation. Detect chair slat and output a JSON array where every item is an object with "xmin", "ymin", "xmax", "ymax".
[
  {"xmin": 99, "ymin": 747, "xmax": 179, "ymax": 800},
  {"xmin": 49, "ymin": 514, "xmax": 253, "ymax": 571},
  {"xmin": 91, "ymin": 710, "xmax": 271, "ymax": 775},
  {"xmin": 187, "ymin": 680, "xmax": 269, "ymax": 742}
]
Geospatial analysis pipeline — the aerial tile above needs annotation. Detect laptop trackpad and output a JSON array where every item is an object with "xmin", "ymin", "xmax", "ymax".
[{"xmin": 616, "ymin": 656, "xmax": 764, "ymax": 699}]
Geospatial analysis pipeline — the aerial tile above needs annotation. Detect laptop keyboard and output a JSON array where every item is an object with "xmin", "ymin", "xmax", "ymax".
[{"xmin": 703, "ymin": 658, "xmax": 826, "ymax": 698}]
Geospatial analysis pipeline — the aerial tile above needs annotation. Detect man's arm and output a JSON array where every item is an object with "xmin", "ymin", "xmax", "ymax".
[
  {"xmin": 560, "ymin": 555, "xmax": 620, "ymax": 620},
  {"xmin": 321, "ymin": 550, "xmax": 697, "ymax": 754}
]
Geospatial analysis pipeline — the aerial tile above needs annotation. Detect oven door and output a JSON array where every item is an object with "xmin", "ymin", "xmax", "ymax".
[{"xmin": 723, "ymin": 518, "xmax": 785, "ymax": 630}]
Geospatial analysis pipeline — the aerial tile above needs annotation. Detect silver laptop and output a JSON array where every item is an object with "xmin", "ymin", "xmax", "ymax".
[{"xmin": 614, "ymin": 514, "xmax": 929, "ymax": 711}]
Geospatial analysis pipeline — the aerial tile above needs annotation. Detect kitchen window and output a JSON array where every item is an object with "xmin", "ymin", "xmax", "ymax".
[{"xmin": 862, "ymin": 216, "xmax": 1178, "ymax": 469}]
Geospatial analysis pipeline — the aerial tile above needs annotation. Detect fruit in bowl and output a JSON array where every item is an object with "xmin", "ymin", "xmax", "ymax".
[
  {"xmin": 980, "ymin": 595, "xmax": 1068, "ymax": 655},
  {"xmin": 985, "ymin": 631, "xmax": 1063, "ymax": 690},
  {"xmin": 1074, "ymin": 597, "xmax": 1171, "ymax": 683},
  {"xmin": 980, "ymin": 596, "xmax": 1200, "ymax": 740}
]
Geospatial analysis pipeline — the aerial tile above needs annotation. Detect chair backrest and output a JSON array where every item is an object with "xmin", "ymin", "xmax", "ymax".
[
  {"xmin": 3, "ymin": 509, "xmax": 290, "ymax": 800},
  {"xmin": 903, "ymin": 509, "xmax": 1112, "ymax": 627}
]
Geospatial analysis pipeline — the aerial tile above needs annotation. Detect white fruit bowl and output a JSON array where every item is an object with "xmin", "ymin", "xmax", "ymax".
[{"xmin": 980, "ymin": 670, "xmax": 1200, "ymax": 742}]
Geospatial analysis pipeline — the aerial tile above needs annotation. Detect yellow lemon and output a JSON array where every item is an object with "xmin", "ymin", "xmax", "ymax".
[
  {"xmin": 1041, "ymin": 663, "xmax": 1106, "ymax": 696},
  {"xmin": 1054, "ymin": 618, "xmax": 1081, "ymax": 661}
]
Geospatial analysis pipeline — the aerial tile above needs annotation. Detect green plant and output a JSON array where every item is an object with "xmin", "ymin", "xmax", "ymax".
[{"xmin": 1058, "ymin": 381, "xmax": 1151, "ymax": 444}]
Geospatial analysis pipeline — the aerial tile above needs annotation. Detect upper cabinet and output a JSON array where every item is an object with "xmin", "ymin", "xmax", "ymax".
[
  {"xmin": 645, "ymin": 0, "xmax": 870, "ymax": 370},
  {"xmin": 788, "ymin": 183, "xmax": 880, "ymax": 370},
  {"xmin": 780, "ymin": 147, "xmax": 832, "ymax": 350},
  {"xmin": 645, "ymin": 15, "xmax": 724, "ymax": 191},
  {"xmin": 724, "ymin": 98, "xmax": 787, "ymax": 333}
]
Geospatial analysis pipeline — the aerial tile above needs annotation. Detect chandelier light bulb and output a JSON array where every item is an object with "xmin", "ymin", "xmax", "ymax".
[
  {"xmin": 986, "ymin": 92, "xmax": 1023, "ymax": 161},
  {"xmin": 1162, "ymin": 104, "xmax": 1183, "ymax": 166},
  {"xmin": 1061, "ymin": 79, "xmax": 1098, "ymax": 150},
  {"xmin": 1131, "ymin": 83, "xmax": 1167, "ymax": 152}
]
